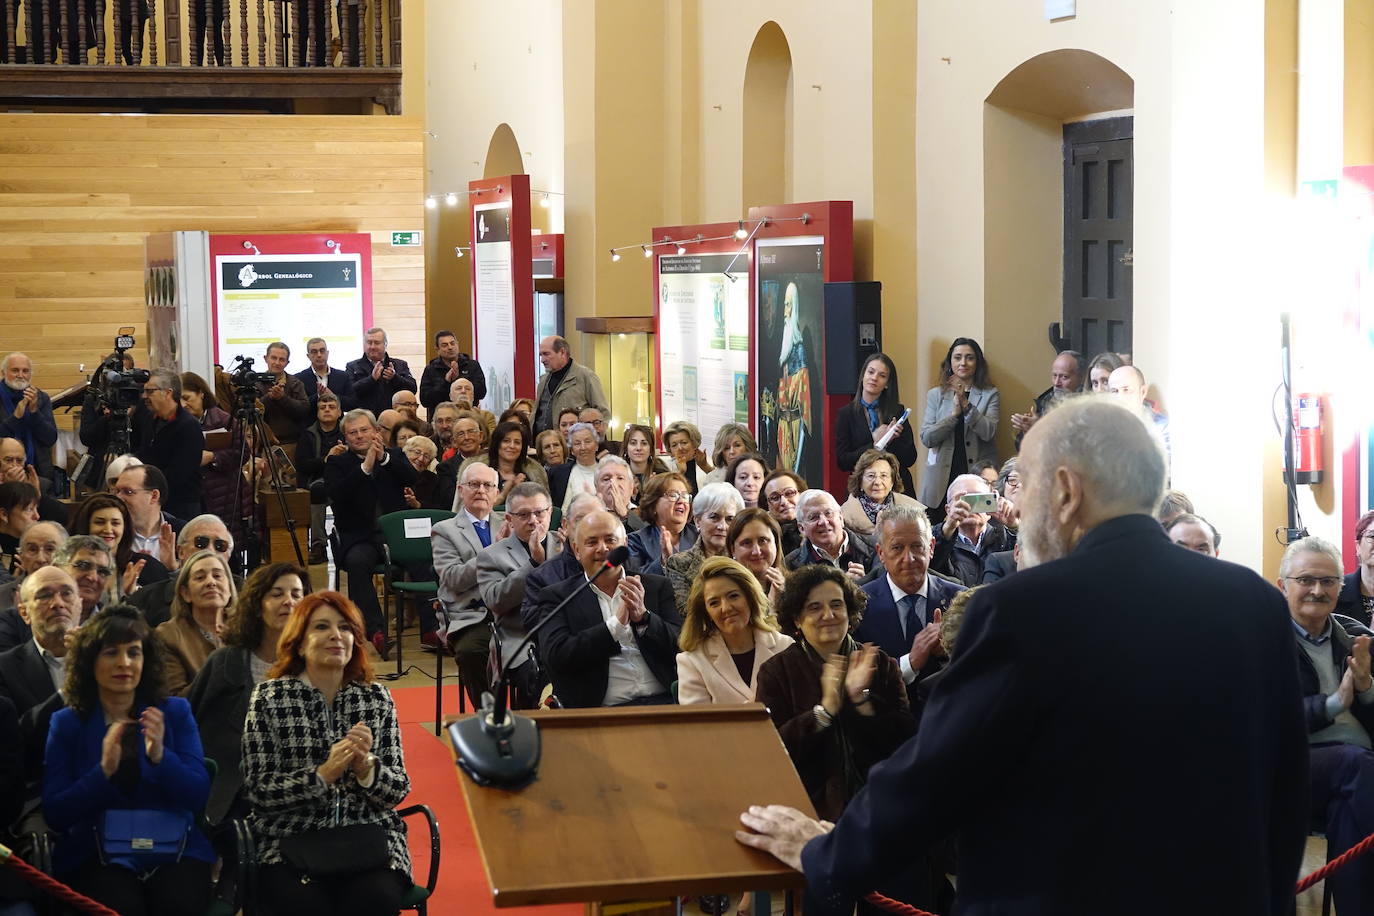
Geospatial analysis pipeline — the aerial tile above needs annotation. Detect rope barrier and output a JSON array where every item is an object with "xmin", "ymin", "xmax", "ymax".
[
  {"xmin": 861, "ymin": 826, "xmax": 1374, "ymax": 915},
  {"xmin": 0, "ymin": 843, "xmax": 122, "ymax": 916}
]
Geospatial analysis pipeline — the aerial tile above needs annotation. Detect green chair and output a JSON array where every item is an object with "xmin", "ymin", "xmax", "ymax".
[{"xmin": 378, "ymin": 510, "xmax": 455, "ymax": 723}]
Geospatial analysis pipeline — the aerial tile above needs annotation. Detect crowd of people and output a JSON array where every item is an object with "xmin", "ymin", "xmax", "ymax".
[{"xmin": 0, "ymin": 328, "xmax": 1363, "ymax": 915}]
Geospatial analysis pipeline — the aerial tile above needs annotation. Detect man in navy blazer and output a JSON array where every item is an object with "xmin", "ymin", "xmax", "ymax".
[
  {"xmin": 738, "ymin": 398, "xmax": 1309, "ymax": 915},
  {"xmin": 324, "ymin": 408, "xmax": 415, "ymax": 655},
  {"xmin": 537, "ymin": 510, "xmax": 681, "ymax": 709},
  {"xmin": 295, "ymin": 337, "xmax": 358, "ymax": 413},
  {"xmin": 854, "ymin": 504, "xmax": 964, "ymax": 714}
]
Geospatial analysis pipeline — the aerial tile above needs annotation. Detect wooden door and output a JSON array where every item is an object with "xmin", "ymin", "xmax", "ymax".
[{"xmin": 1061, "ymin": 117, "xmax": 1133, "ymax": 357}]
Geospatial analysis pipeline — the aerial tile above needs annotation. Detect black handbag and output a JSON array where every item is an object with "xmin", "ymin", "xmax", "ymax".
[{"xmin": 279, "ymin": 823, "xmax": 390, "ymax": 877}]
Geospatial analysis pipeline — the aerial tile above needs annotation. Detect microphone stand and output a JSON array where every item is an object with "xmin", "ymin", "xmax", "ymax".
[{"xmin": 448, "ymin": 546, "xmax": 630, "ymax": 789}]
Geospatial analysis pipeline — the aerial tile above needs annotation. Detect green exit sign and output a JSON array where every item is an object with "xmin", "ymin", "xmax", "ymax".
[{"xmin": 391, "ymin": 231, "xmax": 423, "ymax": 247}]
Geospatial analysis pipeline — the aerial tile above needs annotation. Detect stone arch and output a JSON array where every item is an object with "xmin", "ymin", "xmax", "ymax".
[{"xmin": 742, "ymin": 21, "xmax": 793, "ymax": 210}]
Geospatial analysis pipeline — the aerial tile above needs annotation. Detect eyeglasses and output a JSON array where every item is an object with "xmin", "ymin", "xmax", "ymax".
[
  {"xmin": 508, "ymin": 507, "xmax": 551, "ymax": 520},
  {"xmin": 192, "ymin": 535, "xmax": 231, "ymax": 553},
  {"xmin": 463, "ymin": 481, "xmax": 498, "ymax": 490},
  {"xmin": 113, "ymin": 487, "xmax": 151, "ymax": 498},
  {"xmin": 861, "ymin": 471, "xmax": 892, "ymax": 483},
  {"xmin": 766, "ymin": 488, "xmax": 800, "ymax": 504},
  {"xmin": 70, "ymin": 559, "xmax": 114, "ymax": 579},
  {"xmin": 660, "ymin": 492, "xmax": 692, "ymax": 503},
  {"xmin": 1283, "ymin": 576, "xmax": 1342, "ymax": 589}
]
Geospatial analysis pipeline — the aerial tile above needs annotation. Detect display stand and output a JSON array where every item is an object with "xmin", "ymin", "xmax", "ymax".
[
  {"xmin": 469, "ymin": 175, "xmax": 536, "ymax": 407},
  {"xmin": 449, "ymin": 703, "xmax": 811, "ymax": 908}
]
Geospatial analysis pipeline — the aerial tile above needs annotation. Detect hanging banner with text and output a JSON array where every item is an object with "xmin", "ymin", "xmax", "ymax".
[
  {"xmin": 657, "ymin": 253, "xmax": 751, "ymax": 453},
  {"xmin": 210, "ymin": 234, "xmax": 372, "ymax": 373}
]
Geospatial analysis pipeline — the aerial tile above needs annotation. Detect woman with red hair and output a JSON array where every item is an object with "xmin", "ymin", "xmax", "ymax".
[{"xmin": 240, "ymin": 591, "xmax": 412, "ymax": 916}]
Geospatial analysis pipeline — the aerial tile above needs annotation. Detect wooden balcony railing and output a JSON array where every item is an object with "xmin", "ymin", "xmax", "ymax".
[{"xmin": 0, "ymin": 0, "xmax": 403, "ymax": 113}]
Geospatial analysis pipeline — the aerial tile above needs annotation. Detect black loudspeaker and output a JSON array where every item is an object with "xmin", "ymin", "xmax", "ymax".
[{"xmin": 823, "ymin": 281, "xmax": 882, "ymax": 395}]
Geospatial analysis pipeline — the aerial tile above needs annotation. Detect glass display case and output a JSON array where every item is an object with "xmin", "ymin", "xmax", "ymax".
[{"xmin": 575, "ymin": 317, "xmax": 657, "ymax": 442}]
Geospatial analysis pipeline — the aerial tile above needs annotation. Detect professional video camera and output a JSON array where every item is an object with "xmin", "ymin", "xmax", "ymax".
[
  {"xmin": 89, "ymin": 331, "xmax": 151, "ymax": 411},
  {"xmin": 226, "ymin": 354, "xmax": 277, "ymax": 405}
]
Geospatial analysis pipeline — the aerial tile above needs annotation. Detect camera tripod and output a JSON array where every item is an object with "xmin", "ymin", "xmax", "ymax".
[{"xmin": 230, "ymin": 386, "xmax": 305, "ymax": 574}]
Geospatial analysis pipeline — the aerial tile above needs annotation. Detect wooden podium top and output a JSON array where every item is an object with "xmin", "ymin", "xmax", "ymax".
[{"xmin": 448, "ymin": 704, "xmax": 812, "ymax": 907}]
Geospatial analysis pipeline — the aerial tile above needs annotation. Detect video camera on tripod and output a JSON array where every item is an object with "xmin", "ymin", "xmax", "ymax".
[
  {"xmin": 89, "ymin": 331, "xmax": 151, "ymax": 412},
  {"xmin": 227, "ymin": 354, "xmax": 277, "ymax": 406}
]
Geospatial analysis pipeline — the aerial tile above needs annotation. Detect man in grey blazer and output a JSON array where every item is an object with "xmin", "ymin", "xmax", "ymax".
[
  {"xmin": 476, "ymin": 482, "xmax": 560, "ymax": 709},
  {"xmin": 433, "ymin": 462, "xmax": 504, "ymax": 708}
]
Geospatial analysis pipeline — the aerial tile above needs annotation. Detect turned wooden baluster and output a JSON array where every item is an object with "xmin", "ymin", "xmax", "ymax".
[
  {"xmin": 110, "ymin": 0, "xmax": 121, "ymax": 63},
  {"xmin": 306, "ymin": 0, "xmax": 318, "ymax": 66},
  {"xmin": 147, "ymin": 0, "xmax": 156, "ymax": 65},
  {"xmin": 39, "ymin": 0, "xmax": 52, "ymax": 62},
  {"xmin": 339, "ymin": 0, "xmax": 349, "ymax": 67},
  {"xmin": 255, "ymin": 0, "xmax": 264, "ymax": 66},
  {"xmin": 76, "ymin": 0, "xmax": 88, "ymax": 63},
  {"xmin": 56, "ymin": 0, "xmax": 68, "ymax": 62},
  {"xmin": 292, "ymin": 0, "xmax": 302, "ymax": 66},
  {"xmin": 5, "ymin": 0, "xmax": 16, "ymax": 64},
  {"xmin": 270, "ymin": 0, "xmax": 281, "ymax": 66},
  {"xmin": 131, "ymin": 0, "xmax": 144, "ymax": 64},
  {"xmin": 371, "ymin": 0, "xmax": 379, "ymax": 66},
  {"xmin": 236, "ymin": 0, "xmax": 245, "ymax": 66},
  {"xmin": 95, "ymin": 0, "xmax": 106, "ymax": 62},
  {"xmin": 164, "ymin": 0, "xmax": 179, "ymax": 65}
]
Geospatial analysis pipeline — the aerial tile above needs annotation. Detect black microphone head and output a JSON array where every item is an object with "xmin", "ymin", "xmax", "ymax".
[{"xmin": 606, "ymin": 545, "xmax": 630, "ymax": 568}]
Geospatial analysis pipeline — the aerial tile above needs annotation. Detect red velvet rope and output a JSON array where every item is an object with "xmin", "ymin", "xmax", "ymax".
[
  {"xmin": 863, "ymin": 827, "xmax": 1374, "ymax": 915},
  {"xmin": 0, "ymin": 847, "xmax": 122, "ymax": 916}
]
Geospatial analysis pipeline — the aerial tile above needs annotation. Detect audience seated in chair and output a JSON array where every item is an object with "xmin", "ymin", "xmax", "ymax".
[
  {"xmin": 930, "ymin": 474, "xmax": 1016, "ymax": 587},
  {"xmin": 125, "ymin": 515, "xmax": 237, "ymax": 629},
  {"xmin": 156, "ymin": 550, "xmax": 237, "ymax": 696},
  {"xmin": 783, "ymin": 489, "xmax": 876, "ymax": 579},
  {"xmin": 626, "ymin": 472, "xmax": 699, "ymax": 577},
  {"xmin": 0, "ymin": 520, "xmax": 66, "ymax": 652},
  {"xmin": 241, "ymin": 591, "xmax": 413, "ymax": 916},
  {"xmin": 665, "ymin": 483, "xmax": 744, "ymax": 614},
  {"xmin": 676, "ymin": 557, "xmax": 792, "ymax": 705}
]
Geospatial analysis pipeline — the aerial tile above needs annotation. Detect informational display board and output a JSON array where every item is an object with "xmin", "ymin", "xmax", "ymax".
[
  {"xmin": 657, "ymin": 252, "xmax": 752, "ymax": 453},
  {"xmin": 208, "ymin": 233, "xmax": 372, "ymax": 374},
  {"xmin": 755, "ymin": 236, "xmax": 827, "ymax": 486},
  {"xmin": 1341, "ymin": 166, "xmax": 1374, "ymax": 555},
  {"xmin": 469, "ymin": 175, "xmax": 535, "ymax": 406}
]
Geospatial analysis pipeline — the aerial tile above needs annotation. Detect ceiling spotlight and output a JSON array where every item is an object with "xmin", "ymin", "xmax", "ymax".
[
  {"xmin": 540, "ymin": 193, "xmax": 551, "ymax": 208},
  {"xmin": 425, "ymin": 197, "xmax": 438, "ymax": 210},
  {"xmin": 445, "ymin": 192, "xmax": 458, "ymax": 207},
  {"xmin": 735, "ymin": 220, "xmax": 748, "ymax": 240},
  {"xmin": 642, "ymin": 246, "xmax": 652, "ymax": 258},
  {"xmin": 610, "ymin": 249, "xmax": 621, "ymax": 262},
  {"xmin": 676, "ymin": 244, "xmax": 687, "ymax": 255}
]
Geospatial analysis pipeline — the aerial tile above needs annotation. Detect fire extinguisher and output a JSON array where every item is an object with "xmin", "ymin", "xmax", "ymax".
[{"xmin": 1290, "ymin": 392, "xmax": 1324, "ymax": 485}]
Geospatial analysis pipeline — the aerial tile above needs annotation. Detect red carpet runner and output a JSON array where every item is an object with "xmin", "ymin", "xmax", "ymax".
[{"xmin": 392, "ymin": 685, "xmax": 582, "ymax": 916}]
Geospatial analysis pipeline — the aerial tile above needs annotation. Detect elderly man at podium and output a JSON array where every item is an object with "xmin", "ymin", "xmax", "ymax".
[
  {"xmin": 736, "ymin": 398, "xmax": 1308, "ymax": 916},
  {"xmin": 537, "ymin": 510, "xmax": 681, "ymax": 708}
]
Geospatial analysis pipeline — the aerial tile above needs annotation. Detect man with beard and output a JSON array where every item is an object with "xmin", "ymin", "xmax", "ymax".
[
  {"xmin": 0, "ymin": 354, "xmax": 57, "ymax": 485},
  {"xmin": 1008, "ymin": 349, "xmax": 1085, "ymax": 448},
  {"xmin": 737, "ymin": 397, "xmax": 1308, "ymax": 915}
]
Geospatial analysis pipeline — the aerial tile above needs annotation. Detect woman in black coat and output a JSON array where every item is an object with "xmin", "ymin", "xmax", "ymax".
[{"xmin": 834, "ymin": 352, "xmax": 918, "ymax": 498}]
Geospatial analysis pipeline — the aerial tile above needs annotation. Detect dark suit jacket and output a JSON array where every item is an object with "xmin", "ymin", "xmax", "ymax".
[
  {"xmin": 931, "ymin": 520, "xmax": 1016, "ymax": 587},
  {"xmin": 345, "ymin": 354, "xmax": 418, "ymax": 417},
  {"xmin": 420, "ymin": 354, "xmax": 487, "ymax": 413},
  {"xmin": 547, "ymin": 461, "xmax": 576, "ymax": 509},
  {"xmin": 324, "ymin": 447, "xmax": 417, "ymax": 556},
  {"xmin": 133, "ymin": 405, "xmax": 205, "ymax": 515},
  {"xmin": 980, "ymin": 549, "xmax": 1016, "ymax": 585},
  {"xmin": 0, "ymin": 640, "xmax": 58, "ymax": 714},
  {"xmin": 186, "ymin": 646, "xmax": 255, "ymax": 823},
  {"xmin": 0, "ymin": 599, "xmax": 28, "ymax": 652},
  {"xmin": 1335, "ymin": 570, "xmax": 1371, "ymax": 627},
  {"xmin": 537, "ymin": 571, "xmax": 681, "ymax": 709},
  {"xmin": 293, "ymin": 366, "xmax": 358, "ymax": 413},
  {"xmin": 798, "ymin": 514, "xmax": 1309, "ymax": 916},
  {"xmin": 834, "ymin": 399, "xmax": 917, "ymax": 497},
  {"xmin": 854, "ymin": 572, "xmax": 965, "ymax": 706}
]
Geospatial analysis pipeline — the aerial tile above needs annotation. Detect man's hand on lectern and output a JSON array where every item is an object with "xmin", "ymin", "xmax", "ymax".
[{"xmin": 735, "ymin": 804, "xmax": 833, "ymax": 871}]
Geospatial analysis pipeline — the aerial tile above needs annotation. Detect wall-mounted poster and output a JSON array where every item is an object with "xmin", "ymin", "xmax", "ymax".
[
  {"xmin": 473, "ymin": 202, "xmax": 516, "ymax": 411},
  {"xmin": 212, "ymin": 247, "xmax": 367, "ymax": 372},
  {"xmin": 658, "ymin": 253, "xmax": 751, "ymax": 452},
  {"xmin": 756, "ymin": 237, "xmax": 826, "ymax": 486}
]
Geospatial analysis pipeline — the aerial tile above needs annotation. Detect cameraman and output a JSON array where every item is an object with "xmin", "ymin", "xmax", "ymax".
[
  {"xmin": 77, "ymin": 351, "xmax": 138, "ymax": 491},
  {"xmin": 258, "ymin": 342, "xmax": 310, "ymax": 446},
  {"xmin": 420, "ymin": 330, "xmax": 486, "ymax": 415},
  {"xmin": 346, "ymin": 327, "xmax": 416, "ymax": 417},
  {"xmin": 133, "ymin": 371, "xmax": 204, "ymax": 520}
]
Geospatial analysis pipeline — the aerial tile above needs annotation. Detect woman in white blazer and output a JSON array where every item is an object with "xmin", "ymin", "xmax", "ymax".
[
  {"xmin": 918, "ymin": 337, "xmax": 1000, "ymax": 508},
  {"xmin": 676, "ymin": 557, "xmax": 793, "ymax": 705}
]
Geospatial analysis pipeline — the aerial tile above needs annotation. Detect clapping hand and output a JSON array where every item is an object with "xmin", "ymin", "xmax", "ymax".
[
  {"xmin": 844, "ymin": 561, "xmax": 865, "ymax": 580},
  {"xmin": 760, "ymin": 565, "xmax": 786, "ymax": 596},
  {"xmin": 346, "ymin": 722, "xmax": 375, "ymax": 779},
  {"xmin": 318, "ymin": 737, "xmax": 357, "ymax": 784},
  {"xmin": 121, "ymin": 558, "xmax": 146, "ymax": 596},
  {"xmin": 908, "ymin": 608, "xmax": 944, "ymax": 672},
  {"xmin": 140, "ymin": 706, "xmax": 165, "ymax": 765},
  {"xmin": 13, "ymin": 386, "xmax": 37, "ymax": 419},
  {"xmin": 819, "ymin": 654, "xmax": 846, "ymax": 718},
  {"xmin": 659, "ymin": 525, "xmax": 679, "ymax": 565},
  {"xmin": 528, "ymin": 520, "xmax": 549, "ymax": 564},
  {"xmin": 100, "ymin": 720, "xmax": 129, "ymax": 777},
  {"xmin": 616, "ymin": 574, "xmax": 647, "ymax": 625},
  {"xmin": 158, "ymin": 521, "xmax": 177, "ymax": 568},
  {"xmin": 403, "ymin": 487, "xmax": 420, "ymax": 509}
]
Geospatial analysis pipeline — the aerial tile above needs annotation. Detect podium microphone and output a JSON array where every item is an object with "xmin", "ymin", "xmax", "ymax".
[{"xmin": 449, "ymin": 544, "xmax": 631, "ymax": 789}]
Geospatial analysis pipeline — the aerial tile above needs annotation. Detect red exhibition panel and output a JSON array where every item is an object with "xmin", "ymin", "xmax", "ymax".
[{"xmin": 469, "ymin": 174, "xmax": 536, "ymax": 404}]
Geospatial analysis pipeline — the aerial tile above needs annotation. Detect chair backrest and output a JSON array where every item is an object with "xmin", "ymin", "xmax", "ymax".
[{"xmin": 378, "ymin": 509, "xmax": 456, "ymax": 567}]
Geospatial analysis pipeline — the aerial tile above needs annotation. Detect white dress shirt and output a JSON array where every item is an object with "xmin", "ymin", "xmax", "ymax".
[
  {"xmin": 589, "ymin": 575, "xmax": 665, "ymax": 706},
  {"xmin": 887, "ymin": 573, "xmax": 932, "ymax": 684}
]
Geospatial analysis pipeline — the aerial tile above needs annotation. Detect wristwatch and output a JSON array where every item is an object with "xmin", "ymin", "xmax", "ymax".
[{"xmin": 813, "ymin": 704, "xmax": 833, "ymax": 728}]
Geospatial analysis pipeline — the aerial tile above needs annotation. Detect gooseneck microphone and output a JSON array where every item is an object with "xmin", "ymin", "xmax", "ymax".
[{"xmin": 449, "ymin": 545, "xmax": 631, "ymax": 788}]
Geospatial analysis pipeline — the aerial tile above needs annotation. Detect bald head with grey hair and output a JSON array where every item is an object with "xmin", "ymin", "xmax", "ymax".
[{"xmin": 1017, "ymin": 397, "xmax": 1167, "ymax": 568}]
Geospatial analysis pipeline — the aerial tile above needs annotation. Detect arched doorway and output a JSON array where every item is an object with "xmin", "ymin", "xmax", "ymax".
[{"xmin": 742, "ymin": 22, "xmax": 793, "ymax": 210}]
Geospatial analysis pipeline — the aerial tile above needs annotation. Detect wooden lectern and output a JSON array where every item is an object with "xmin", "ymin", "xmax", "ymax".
[
  {"xmin": 449, "ymin": 704, "xmax": 813, "ymax": 909},
  {"xmin": 262, "ymin": 487, "xmax": 309, "ymax": 563}
]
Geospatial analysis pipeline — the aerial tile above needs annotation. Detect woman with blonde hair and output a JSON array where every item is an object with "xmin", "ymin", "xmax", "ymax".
[
  {"xmin": 701, "ymin": 423, "xmax": 757, "ymax": 486},
  {"xmin": 155, "ymin": 549, "xmax": 238, "ymax": 696},
  {"xmin": 676, "ymin": 557, "xmax": 793, "ymax": 705}
]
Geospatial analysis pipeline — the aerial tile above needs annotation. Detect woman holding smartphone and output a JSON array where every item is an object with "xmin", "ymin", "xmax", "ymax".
[
  {"xmin": 835, "ymin": 353, "xmax": 918, "ymax": 498},
  {"xmin": 918, "ymin": 338, "xmax": 1000, "ymax": 511}
]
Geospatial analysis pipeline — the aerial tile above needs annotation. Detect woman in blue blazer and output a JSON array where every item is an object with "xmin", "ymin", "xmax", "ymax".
[
  {"xmin": 43, "ymin": 605, "xmax": 214, "ymax": 916},
  {"xmin": 918, "ymin": 338, "xmax": 1000, "ymax": 509}
]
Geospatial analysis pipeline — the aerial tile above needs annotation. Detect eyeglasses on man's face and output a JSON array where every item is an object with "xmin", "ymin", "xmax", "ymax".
[
  {"xmin": 69, "ymin": 559, "xmax": 114, "ymax": 579},
  {"xmin": 191, "ymin": 535, "xmax": 231, "ymax": 553},
  {"xmin": 1283, "ymin": 575, "xmax": 1341, "ymax": 589}
]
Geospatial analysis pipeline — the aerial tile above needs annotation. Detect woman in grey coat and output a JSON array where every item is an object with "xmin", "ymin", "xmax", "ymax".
[{"xmin": 918, "ymin": 338, "xmax": 1000, "ymax": 508}]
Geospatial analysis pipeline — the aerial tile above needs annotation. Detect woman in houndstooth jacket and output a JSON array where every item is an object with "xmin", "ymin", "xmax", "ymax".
[{"xmin": 241, "ymin": 591, "xmax": 412, "ymax": 916}]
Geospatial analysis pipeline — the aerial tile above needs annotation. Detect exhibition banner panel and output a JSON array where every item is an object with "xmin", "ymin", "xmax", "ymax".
[
  {"xmin": 658, "ymin": 253, "xmax": 751, "ymax": 457},
  {"xmin": 756, "ymin": 236, "xmax": 826, "ymax": 487},
  {"xmin": 209, "ymin": 233, "xmax": 373, "ymax": 374},
  {"xmin": 473, "ymin": 201, "xmax": 517, "ymax": 411}
]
